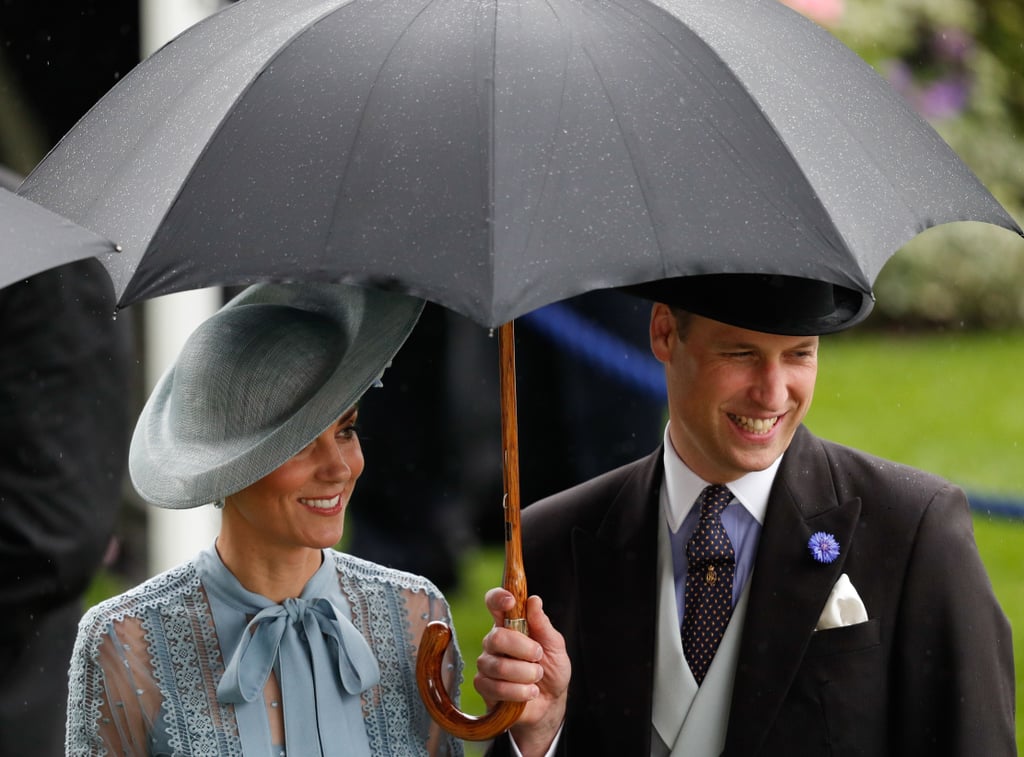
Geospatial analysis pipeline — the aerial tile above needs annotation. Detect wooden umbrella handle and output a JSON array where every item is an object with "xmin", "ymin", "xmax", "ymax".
[{"xmin": 415, "ymin": 321, "xmax": 528, "ymax": 740}]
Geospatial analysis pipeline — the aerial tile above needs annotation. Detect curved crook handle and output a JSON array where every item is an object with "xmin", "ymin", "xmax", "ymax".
[
  {"xmin": 416, "ymin": 619, "xmax": 527, "ymax": 740},
  {"xmin": 415, "ymin": 322, "xmax": 529, "ymax": 741},
  {"xmin": 414, "ymin": 494, "xmax": 529, "ymax": 740}
]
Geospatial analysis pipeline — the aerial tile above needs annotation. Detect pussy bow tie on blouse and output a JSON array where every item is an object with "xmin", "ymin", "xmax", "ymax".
[
  {"xmin": 217, "ymin": 595, "xmax": 381, "ymax": 756},
  {"xmin": 218, "ymin": 596, "xmax": 379, "ymax": 700}
]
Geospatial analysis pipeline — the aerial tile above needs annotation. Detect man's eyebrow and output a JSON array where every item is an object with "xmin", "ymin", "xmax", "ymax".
[
  {"xmin": 786, "ymin": 338, "xmax": 819, "ymax": 350},
  {"xmin": 712, "ymin": 338, "xmax": 818, "ymax": 351},
  {"xmin": 789, "ymin": 339, "xmax": 819, "ymax": 350},
  {"xmin": 711, "ymin": 339, "xmax": 760, "ymax": 350}
]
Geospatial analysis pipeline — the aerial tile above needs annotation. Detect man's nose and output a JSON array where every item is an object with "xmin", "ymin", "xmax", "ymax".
[{"xmin": 750, "ymin": 360, "xmax": 788, "ymax": 408}]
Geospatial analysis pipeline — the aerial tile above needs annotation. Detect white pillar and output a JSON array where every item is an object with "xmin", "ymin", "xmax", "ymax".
[
  {"xmin": 139, "ymin": 0, "xmax": 231, "ymax": 575},
  {"xmin": 140, "ymin": 0, "xmax": 228, "ymax": 57},
  {"xmin": 143, "ymin": 290, "xmax": 223, "ymax": 574}
]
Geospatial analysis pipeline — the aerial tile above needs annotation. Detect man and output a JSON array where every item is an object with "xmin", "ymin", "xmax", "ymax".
[{"xmin": 479, "ymin": 273, "xmax": 1015, "ymax": 756}]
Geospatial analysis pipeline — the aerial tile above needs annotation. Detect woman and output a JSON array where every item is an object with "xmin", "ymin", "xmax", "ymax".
[{"xmin": 66, "ymin": 282, "xmax": 478, "ymax": 756}]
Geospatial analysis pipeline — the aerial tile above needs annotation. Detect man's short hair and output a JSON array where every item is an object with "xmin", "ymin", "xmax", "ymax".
[{"xmin": 670, "ymin": 307, "xmax": 693, "ymax": 341}]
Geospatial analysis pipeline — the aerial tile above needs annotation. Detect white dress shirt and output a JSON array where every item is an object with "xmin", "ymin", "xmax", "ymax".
[{"xmin": 660, "ymin": 425, "xmax": 781, "ymax": 624}]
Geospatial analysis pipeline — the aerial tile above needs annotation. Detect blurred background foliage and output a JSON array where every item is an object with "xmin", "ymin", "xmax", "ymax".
[{"xmin": 790, "ymin": 0, "xmax": 1024, "ymax": 330}]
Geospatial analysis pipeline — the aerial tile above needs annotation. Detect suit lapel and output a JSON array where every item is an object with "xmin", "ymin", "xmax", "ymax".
[
  {"xmin": 723, "ymin": 427, "xmax": 862, "ymax": 756},
  {"xmin": 573, "ymin": 450, "xmax": 663, "ymax": 754}
]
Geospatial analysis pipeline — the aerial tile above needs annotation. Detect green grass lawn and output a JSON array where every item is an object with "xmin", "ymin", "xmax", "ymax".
[
  {"xmin": 447, "ymin": 330, "xmax": 1024, "ymax": 754},
  {"xmin": 809, "ymin": 330, "xmax": 1024, "ymax": 496}
]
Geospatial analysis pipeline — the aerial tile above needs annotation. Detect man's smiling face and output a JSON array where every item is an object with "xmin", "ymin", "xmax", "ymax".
[{"xmin": 650, "ymin": 305, "xmax": 818, "ymax": 483}]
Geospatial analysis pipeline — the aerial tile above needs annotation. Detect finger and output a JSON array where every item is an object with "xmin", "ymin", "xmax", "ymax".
[
  {"xmin": 477, "ymin": 646, "xmax": 544, "ymax": 683},
  {"xmin": 473, "ymin": 668, "xmax": 540, "ymax": 706},
  {"xmin": 483, "ymin": 622, "xmax": 543, "ymax": 659},
  {"xmin": 483, "ymin": 587, "xmax": 516, "ymax": 626},
  {"xmin": 475, "ymin": 646, "xmax": 545, "ymax": 708}
]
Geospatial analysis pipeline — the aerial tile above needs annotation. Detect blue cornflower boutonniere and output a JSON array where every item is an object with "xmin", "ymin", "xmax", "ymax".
[{"xmin": 808, "ymin": 531, "xmax": 840, "ymax": 564}]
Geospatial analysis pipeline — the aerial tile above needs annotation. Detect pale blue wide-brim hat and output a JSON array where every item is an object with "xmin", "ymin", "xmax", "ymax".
[{"xmin": 129, "ymin": 282, "xmax": 424, "ymax": 509}]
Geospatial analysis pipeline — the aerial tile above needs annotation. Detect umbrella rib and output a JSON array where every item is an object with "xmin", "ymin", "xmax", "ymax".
[
  {"xmin": 652, "ymin": 16, "xmax": 871, "ymax": 279},
  {"xmin": 488, "ymin": 0, "xmax": 499, "ymax": 311},
  {"xmin": 668, "ymin": 9, "xmax": 863, "ymax": 276},
  {"xmin": 108, "ymin": 0, "xmax": 389, "ymax": 299},
  {"xmin": 711, "ymin": 55, "xmax": 873, "ymax": 283},
  {"xmin": 514, "ymin": 0, "xmax": 573, "ymax": 272},
  {"xmin": 595, "ymin": 0, "xmax": 860, "ymax": 283},
  {"xmin": 738, "ymin": 18, "xmax": 990, "ymax": 259},
  {"xmin": 103, "ymin": 0, "xmax": 354, "ymax": 302},
  {"xmin": 705, "ymin": 119, "xmax": 853, "ymax": 271},
  {"xmin": 578, "ymin": 44, "xmax": 673, "ymax": 275},
  {"xmin": 323, "ymin": 0, "xmax": 446, "ymax": 275}
]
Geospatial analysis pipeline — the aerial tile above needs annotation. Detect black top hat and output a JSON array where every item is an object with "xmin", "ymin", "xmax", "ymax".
[{"xmin": 626, "ymin": 274, "xmax": 874, "ymax": 335}]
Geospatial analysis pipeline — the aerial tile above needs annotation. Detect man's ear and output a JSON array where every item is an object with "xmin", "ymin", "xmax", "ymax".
[{"xmin": 649, "ymin": 303, "xmax": 676, "ymax": 363}]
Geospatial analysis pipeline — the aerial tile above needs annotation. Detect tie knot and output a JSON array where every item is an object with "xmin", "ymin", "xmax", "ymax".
[
  {"xmin": 282, "ymin": 596, "xmax": 313, "ymax": 623},
  {"xmin": 699, "ymin": 485, "xmax": 732, "ymax": 519}
]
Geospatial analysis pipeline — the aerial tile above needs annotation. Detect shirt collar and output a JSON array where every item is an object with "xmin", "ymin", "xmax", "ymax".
[{"xmin": 661, "ymin": 424, "xmax": 781, "ymax": 532}]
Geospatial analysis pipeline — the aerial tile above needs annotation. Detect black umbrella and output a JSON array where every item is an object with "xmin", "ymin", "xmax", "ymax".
[
  {"xmin": 18, "ymin": 0, "xmax": 1021, "ymax": 739},
  {"xmin": 0, "ymin": 186, "xmax": 120, "ymax": 291},
  {"xmin": 18, "ymin": 0, "xmax": 1020, "ymax": 322}
]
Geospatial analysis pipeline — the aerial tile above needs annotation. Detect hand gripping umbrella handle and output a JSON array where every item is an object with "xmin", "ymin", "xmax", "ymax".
[{"xmin": 415, "ymin": 321, "xmax": 529, "ymax": 740}]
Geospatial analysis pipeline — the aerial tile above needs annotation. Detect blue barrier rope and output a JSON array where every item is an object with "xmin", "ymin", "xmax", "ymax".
[
  {"xmin": 523, "ymin": 302, "xmax": 1024, "ymax": 521},
  {"xmin": 520, "ymin": 301, "xmax": 665, "ymax": 397},
  {"xmin": 968, "ymin": 493, "xmax": 1024, "ymax": 521}
]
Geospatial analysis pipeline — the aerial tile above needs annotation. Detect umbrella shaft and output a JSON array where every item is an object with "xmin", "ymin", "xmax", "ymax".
[{"xmin": 499, "ymin": 321, "xmax": 527, "ymax": 618}]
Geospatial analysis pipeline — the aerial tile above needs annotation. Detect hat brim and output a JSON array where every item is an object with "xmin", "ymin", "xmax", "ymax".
[
  {"xmin": 624, "ymin": 274, "xmax": 874, "ymax": 335},
  {"xmin": 129, "ymin": 283, "xmax": 424, "ymax": 508}
]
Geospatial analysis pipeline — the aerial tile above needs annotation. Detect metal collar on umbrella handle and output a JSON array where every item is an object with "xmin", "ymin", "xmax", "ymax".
[{"xmin": 415, "ymin": 321, "xmax": 529, "ymax": 741}]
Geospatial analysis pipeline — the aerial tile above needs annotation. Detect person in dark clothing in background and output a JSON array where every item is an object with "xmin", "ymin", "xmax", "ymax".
[
  {"xmin": 0, "ymin": 254, "xmax": 133, "ymax": 757},
  {"xmin": 0, "ymin": 5, "xmax": 138, "ymax": 753}
]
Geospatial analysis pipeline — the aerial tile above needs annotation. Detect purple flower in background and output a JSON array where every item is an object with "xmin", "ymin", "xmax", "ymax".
[
  {"xmin": 885, "ymin": 26, "xmax": 974, "ymax": 121},
  {"xmin": 932, "ymin": 27, "xmax": 972, "ymax": 63},
  {"xmin": 808, "ymin": 532, "xmax": 840, "ymax": 564},
  {"xmin": 919, "ymin": 77, "xmax": 970, "ymax": 120}
]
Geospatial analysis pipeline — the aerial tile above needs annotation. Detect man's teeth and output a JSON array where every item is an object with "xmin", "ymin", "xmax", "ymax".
[
  {"xmin": 300, "ymin": 495, "xmax": 341, "ymax": 510},
  {"xmin": 730, "ymin": 414, "xmax": 779, "ymax": 434}
]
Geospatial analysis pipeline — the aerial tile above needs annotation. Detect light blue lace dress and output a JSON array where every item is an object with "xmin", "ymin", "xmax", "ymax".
[{"xmin": 66, "ymin": 546, "xmax": 465, "ymax": 756}]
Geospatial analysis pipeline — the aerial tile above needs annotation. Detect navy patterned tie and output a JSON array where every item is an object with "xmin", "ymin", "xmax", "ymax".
[{"xmin": 682, "ymin": 484, "xmax": 736, "ymax": 684}]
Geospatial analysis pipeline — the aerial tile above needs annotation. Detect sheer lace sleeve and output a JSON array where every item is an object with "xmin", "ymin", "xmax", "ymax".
[
  {"xmin": 67, "ymin": 611, "xmax": 162, "ymax": 757},
  {"xmin": 404, "ymin": 584, "xmax": 464, "ymax": 756},
  {"xmin": 66, "ymin": 561, "xmax": 240, "ymax": 757}
]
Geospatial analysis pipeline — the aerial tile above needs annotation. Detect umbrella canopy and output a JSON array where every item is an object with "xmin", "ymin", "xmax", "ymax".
[
  {"xmin": 0, "ymin": 186, "xmax": 119, "ymax": 290},
  {"xmin": 19, "ymin": 0, "xmax": 1020, "ymax": 326}
]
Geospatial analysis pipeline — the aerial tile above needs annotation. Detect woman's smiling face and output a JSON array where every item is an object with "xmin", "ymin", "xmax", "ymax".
[{"xmin": 223, "ymin": 407, "xmax": 365, "ymax": 553}]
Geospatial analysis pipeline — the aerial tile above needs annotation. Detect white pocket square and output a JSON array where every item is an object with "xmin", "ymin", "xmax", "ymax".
[{"xmin": 815, "ymin": 573, "xmax": 868, "ymax": 630}]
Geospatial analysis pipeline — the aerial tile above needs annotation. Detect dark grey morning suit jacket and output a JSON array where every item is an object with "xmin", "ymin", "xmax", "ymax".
[{"xmin": 489, "ymin": 425, "xmax": 1015, "ymax": 756}]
